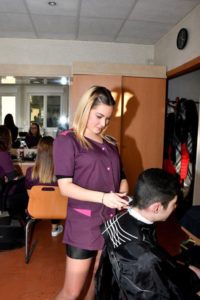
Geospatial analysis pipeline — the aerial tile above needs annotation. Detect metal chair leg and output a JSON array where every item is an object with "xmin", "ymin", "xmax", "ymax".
[{"xmin": 25, "ymin": 218, "xmax": 37, "ymax": 264}]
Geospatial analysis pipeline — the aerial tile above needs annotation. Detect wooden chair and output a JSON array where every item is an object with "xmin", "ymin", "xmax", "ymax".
[{"xmin": 25, "ymin": 185, "xmax": 68, "ymax": 263}]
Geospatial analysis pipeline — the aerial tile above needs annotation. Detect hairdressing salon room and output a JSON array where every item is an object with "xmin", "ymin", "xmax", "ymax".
[{"xmin": 0, "ymin": 0, "xmax": 200, "ymax": 299}]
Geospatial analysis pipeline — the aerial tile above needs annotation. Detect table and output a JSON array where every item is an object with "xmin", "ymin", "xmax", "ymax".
[
  {"xmin": 181, "ymin": 226, "xmax": 200, "ymax": 246},
  {"xmin": 13, "ymin": 160, "xmax": 35, "ymax": 176},
  {"xmin": 180, "ymin": 206, "xmax": 200, "ymax": 246}
]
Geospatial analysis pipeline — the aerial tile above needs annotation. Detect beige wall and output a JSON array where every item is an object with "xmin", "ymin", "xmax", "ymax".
[
  {"xmin": 154, "ymin": 5, "xmax": 200, "ymax": 71},
  {"xmin": 0, "ymin": 38, "xmax": 153, "ymax": 69}
]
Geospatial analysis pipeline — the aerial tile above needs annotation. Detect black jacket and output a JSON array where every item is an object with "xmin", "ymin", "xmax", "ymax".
[{"xmin": 96, "ymin": 210, "xmax": 200, "ymax": 300}]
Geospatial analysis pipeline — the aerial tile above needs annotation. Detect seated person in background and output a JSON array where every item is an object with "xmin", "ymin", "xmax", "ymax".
[
  {"xmin": 25, "ymin": 122, "xmax": 42, "ymax": 149},
  {"xmin": 25, "ymin": 136, "xmax": 63, "ymax": 237},
  {"xmin": 0, "ymin": 125, "xmax": 28, "ymax": 218},
  {"xmin": 0, "ymin": 125, "xmax": 18, "ymax": 183},
  {"xmin": 97, "ymin": 168, "xmax": 200, "ymax": 300},
  {"xmin": 4, "ymin": 113, "xmax": 20, "ymax": 148}
]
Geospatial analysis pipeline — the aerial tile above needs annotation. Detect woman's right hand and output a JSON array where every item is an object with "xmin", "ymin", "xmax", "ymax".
[
  {"xmin": 189, "ymin": 265, "xmax": 200, "ymax": 279},
  {"xmin": 103, "ymin": 192, "xmax": 129, "ymax": 210}
]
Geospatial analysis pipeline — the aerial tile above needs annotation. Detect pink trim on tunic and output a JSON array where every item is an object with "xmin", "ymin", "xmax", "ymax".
[
  {"xmin": 73, "ymin": 208, "xmax": 91, "ymax": 217},
  {"xmin": 61, "ymin": 129, "xmax": 72, "ymax": 136}
]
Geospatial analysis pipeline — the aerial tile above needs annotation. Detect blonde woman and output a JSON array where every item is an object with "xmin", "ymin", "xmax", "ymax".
[
  {"xmin": 53, "ymin": 86, "xmax": 129, "ymax": 300},
  {"xmin": 25, "ymin": 136, "xmax": 63, "ymax": 236}
]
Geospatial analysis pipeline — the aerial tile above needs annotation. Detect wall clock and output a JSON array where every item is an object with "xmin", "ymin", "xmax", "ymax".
[{"xmin": 176, "ymin": 28, "xmax": 188, "ymax": 50}]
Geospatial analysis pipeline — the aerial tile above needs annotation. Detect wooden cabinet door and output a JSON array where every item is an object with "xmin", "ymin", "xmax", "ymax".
[{"xmin": 121, "ymin": 76, "xmax": 166, "ymax": 193}]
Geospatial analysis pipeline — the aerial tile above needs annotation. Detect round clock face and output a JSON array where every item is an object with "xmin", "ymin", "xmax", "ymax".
[{"xmin": 176, "ymin": 28, "xmax": 188, "ymax": 50}]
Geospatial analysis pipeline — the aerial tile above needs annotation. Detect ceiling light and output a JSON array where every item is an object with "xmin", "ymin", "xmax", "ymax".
[
  {"xmin": 48, "ymin": 1, "xmax": 56, "ymax": 6},
  {"xmin": 1, "ymin": 76, "xmax": 16, "ymax": 84},
  {"xmin": 59, "ymin": 115, "xmax": 68, "ymax": 125},
  {"xmin": 60, "ymin": 77, "xmax": 67, "ymax": 85}
]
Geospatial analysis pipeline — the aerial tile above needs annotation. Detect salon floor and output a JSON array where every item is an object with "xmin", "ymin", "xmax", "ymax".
[{"xmin": 0, "ymin": 214, "xmax": 188, "ymax": 300}]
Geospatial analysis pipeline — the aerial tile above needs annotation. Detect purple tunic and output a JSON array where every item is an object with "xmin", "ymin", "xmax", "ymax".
[
  {"xmin": 53, "ymin": 130, "xmax": 123, "ymax": 250},
  {"xmin": 0, "ymin": 150, "xmax": 18, "ymax": 181}
]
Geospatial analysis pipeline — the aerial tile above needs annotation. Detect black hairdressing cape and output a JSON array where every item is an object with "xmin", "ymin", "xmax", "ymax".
[{"xmin": 95, "ymin": 210, "xmax": 200, "ymax": 300}]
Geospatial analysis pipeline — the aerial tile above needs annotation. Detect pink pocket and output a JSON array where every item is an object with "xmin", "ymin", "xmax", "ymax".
[{"xmin": 73, "ymin": 208, "xmax": 91, "ymax": 217}]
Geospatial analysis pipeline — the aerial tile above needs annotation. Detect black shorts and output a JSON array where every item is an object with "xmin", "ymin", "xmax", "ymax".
[{"xmin": 66, "ymin": 244, "xmax": 97, "ymax": 259}]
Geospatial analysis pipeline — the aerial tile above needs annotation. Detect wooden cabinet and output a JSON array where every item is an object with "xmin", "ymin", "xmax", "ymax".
[{"xmin": 121, "ymin": 77, "xmax": 166, "ymax": 193}]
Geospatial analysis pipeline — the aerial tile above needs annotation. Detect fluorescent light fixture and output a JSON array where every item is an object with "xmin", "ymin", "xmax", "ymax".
[
  {"xmin": 1, "ymin": 76, "xmax": 16, "ymax": 84},
  {"xmin": 48, "ymin": 1, "xmax": 56, "ymax": 6}
]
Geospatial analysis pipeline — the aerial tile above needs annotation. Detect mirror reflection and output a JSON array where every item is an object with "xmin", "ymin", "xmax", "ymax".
[{"xmin": 0, "ymin": 76, "xmax": 70, "ymax": 142}]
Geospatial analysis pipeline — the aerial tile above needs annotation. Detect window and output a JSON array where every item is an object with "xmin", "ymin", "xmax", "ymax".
[
  {"xmin": 0, "ymin": 96, "xmax": 16, "ymax": 124},
  {"xmin": 29, "ymin": 94, "xmax": 61, "ymax": 128},
  {"xmin": 47, "ymin": 96, "xmax": 60, "ymax": 127},
  {"xmin": 30, "ymin": 95, "xmax": 44, "ymax": 127}
]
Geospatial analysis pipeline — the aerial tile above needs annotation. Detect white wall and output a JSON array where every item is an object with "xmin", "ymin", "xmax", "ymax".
[
  {"xmin": 0, "ymin": 39, "xmax": 153, "ymax": 67},
  {"xmin": 0, "ymin": 6, "xmax": 199, "ymax": 72},
  {"xmin": 154, "ymin": 5, "xmax": 200, "ymax": 71}
]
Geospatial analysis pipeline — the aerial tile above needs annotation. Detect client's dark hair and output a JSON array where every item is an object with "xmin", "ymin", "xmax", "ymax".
[{"xmin": 133, "ymin": 168, "xmax": 180, "ymax": 209}]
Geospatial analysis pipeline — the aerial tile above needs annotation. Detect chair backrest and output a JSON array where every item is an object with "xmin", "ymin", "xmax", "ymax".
[{"xmin": 28, "ymin": 185, "xmax": 68, "ymax": 219}]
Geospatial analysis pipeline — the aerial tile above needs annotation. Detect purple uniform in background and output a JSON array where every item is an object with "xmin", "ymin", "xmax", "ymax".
[
  {"xmin": 25, "ymin": 134, "xmax": 41, "ymax": 149},
  {"xmin": 53, "ymin": 130, "xmax": 124, "ymax": 250},
  {"xmin": 25, "ymin": 166, "xmax": 57, "ymax": 190},
  {"xmin": 0, "ymin": 150, "xmax": 18, "ymax": 181}
]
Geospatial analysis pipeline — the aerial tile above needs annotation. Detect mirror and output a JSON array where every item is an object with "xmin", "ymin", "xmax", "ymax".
[{"xmin": 0, "ymin": 76, "xmax": 70, "ymax": 138}]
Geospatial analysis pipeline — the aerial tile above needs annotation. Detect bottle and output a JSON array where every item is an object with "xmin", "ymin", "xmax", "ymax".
[{"xmin": 19, "ymin": 147, "xmax": 24, "ymax": 160}]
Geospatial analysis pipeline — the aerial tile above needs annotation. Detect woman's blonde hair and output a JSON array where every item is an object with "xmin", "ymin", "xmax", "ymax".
[
  {"xmin": 31, "ymin": 136, "xmax": 56, "ymax": 183},
  {"xmin": 73, "ymin": 86, "xmax": 116, "ymax": 148}
]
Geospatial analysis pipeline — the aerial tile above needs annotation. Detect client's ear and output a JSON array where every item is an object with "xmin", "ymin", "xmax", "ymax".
[{"xmin": 149, "ymin": 202, "xmax": 162, "ymax": 214}]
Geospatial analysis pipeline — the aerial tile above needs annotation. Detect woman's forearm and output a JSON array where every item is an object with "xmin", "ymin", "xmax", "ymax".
[
  {"xmin": 119, "ymin": 178, "xmax": 129, "ymax": 194},
  {"xmin": 58, "ymin": 178, "xmax": 128, "ymax": 209},
  {"xmin": 58, "ymin": 179, "xmax": 103, "ymax": 203}
]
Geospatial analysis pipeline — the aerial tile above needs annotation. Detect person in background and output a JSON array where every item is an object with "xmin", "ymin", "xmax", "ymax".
[
  {"xmin": 0, "ymin": 125, "xmax": 18, "ymax": 182},
  {"xmin": 53, "ymin": 86, "xmax": 129, "ymax": 300},
  {"xmin": 25, "ymin": 136, "xmax": 63, "ymax": 237},
  {"xmin": 0, "ymin": 125, "xmax": 28, "ymax": 218},
  {"xmin": 97, "ymin": 168, "xmax": 200, "ymax": 300},
  {"xmin": 4, "ymin": 113, "xmax": 19, "ymax": 148},
  {"xmin": 25, "ymin": 122, "xmax": 42, "ymax": 149}
]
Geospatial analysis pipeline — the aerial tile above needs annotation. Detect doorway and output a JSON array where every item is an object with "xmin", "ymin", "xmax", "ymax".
[{"xmin": 165, "ymin": 57, "xmax": 200, "ymax": 206}]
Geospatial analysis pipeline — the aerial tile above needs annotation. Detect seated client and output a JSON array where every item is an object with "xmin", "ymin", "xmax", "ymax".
[{"xmin": 97, "ymin": 168, "xmax": 200, "ymax": 300}]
